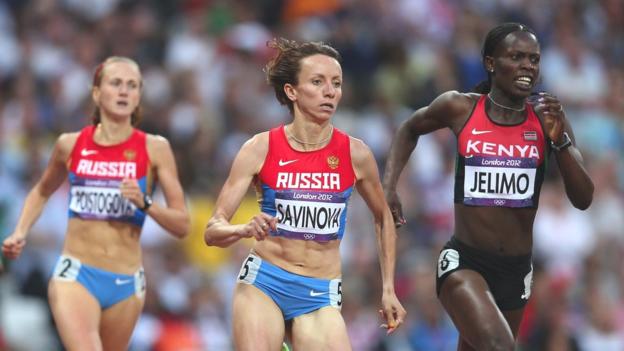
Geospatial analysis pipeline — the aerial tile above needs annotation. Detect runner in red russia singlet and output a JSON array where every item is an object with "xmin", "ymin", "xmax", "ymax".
[
  {"xmin": 455, "ymin": 95, "xmax": 548, "ymax": 208},
  {"xmin": 67, "ymin": 125, "xmax": 154, "ymax": 226},
  {"xmin": 257, "ymin": 125, "xmax": 356, "ymax": 242}
]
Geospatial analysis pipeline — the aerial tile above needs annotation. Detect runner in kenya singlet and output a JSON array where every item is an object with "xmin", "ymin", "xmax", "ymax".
[
  {"xmin": 257, "ymin": 125, "xmax": 356, "ymax": 242},
  {"xmin": 67, "ymin": 125, "xmax": 154, "ymax": 227},
  {"xmin": 455, "ymin": 95, "xmax": 548, "ymax": 208}
]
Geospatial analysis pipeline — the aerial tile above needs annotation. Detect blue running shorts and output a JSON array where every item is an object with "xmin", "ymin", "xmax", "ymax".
[
  {"xmin": 237, "ymin": 252, "xmax": 342, "ymax": 320},
  {"xmin": 51, "ymin": 255, "xmax": 145, "ymax": 309}
]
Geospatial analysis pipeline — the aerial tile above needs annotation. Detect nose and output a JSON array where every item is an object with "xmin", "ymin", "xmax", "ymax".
[
  {"xmin": 323, "ymin": 83, "xmax": 336, "ymax": 98},
  {"xmin": 521, "ymin": 58, "xmax": 537, "ymax": 71},
  {"xmin": 118, "ymin": 84, "xmax": 129, "ymax": 95}
]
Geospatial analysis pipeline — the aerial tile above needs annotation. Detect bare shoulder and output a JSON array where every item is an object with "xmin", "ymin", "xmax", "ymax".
[
  {"xmin": 144, "ymin": 133, "xmax": 173, "ymax": 164},
  {"xmin": 348, "ymin": 135, "xmax": 373, "ymax": 165},
  {"xmin": 240, "ymin": 131, "xmax": 270, "ymax": 159},
  {"xmin": 56, "ymin": 132, "xmax": 80, "ymax": 160},
  {"xmin": 146, "ymin": 133, "xmax": 171, "ymax": 149},
  {"xmin": 145, "ymin": 134, "xmax": 171, "ymax": 153},
  {"xmin": 432, "ymin": 91, "xmax": 478, "ymax": 114},
  {"xmin": 429, "ymin": 91, "xmax": 480, "ymax": 131}
]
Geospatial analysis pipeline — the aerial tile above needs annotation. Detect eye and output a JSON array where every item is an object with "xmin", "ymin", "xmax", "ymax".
[
  {"xmin": 530, "ymin": 56, "xmax": 540, "ymax": 64},
  {"xmin": 128, "ymin": 81, "xmax": 139, "ymax": 89},
  {"xmin": 312, "ymin": 79, "xmax": 322, "ymax": 85},
  {"xmin": 333, "ymin": 81, "xmax": 342, "ymax": 88}
]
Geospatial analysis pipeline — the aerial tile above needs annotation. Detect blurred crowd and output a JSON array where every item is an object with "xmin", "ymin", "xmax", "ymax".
[{"xmin": 0, "ymin": 0, "xmax": 623, "ymax": 350}]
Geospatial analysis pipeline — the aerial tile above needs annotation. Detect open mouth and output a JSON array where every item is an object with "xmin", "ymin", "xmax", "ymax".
[
  {"xmin": 320, "ymin": 103, "xmax": 334, "ymax": 110},
  {"xmin": 116, "ymin": 101, "xmax": 129, "ymax": 107},
  {"xmin": 515, "ymin": 76, "xmax": 533, "ymax": 89}
]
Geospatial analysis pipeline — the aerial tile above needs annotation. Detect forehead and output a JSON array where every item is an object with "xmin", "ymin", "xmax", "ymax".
[
  {"xmin": 496, "ymin": 31, "xmax": 540, "ymax": 55},
  {"xmin": 299, "ymin": 54, "xmax": 342, "ymax": 78},
  {"xmin": 102, "ymin": 61, "xmax": 141, "ymax": 80}
]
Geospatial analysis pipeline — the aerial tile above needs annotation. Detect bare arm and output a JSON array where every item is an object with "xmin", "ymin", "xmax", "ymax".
[
  {"xmin": 352, "ymin": 137, "xmax": 406, "ymax": 334},
  {"xmin": 204, "ymin": 133, "xmax": 277, "ymax": 248},
  {"xmin": 124, "ymin": 135, "xmax": 190, "ymax": 238},
  {"xmin": 533, "ymin": 93, "xmax": 594, "ymax": 209},
  {"xmin": 2, "ymin": 133, "xmax": 76, "ymax": 259},
  {"xmin": 382, "ymin": 91, "xmax": 474, "ymax": 225}
]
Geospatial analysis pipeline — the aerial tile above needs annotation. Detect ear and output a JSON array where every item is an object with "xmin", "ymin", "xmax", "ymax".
[
  {"xmin": 484, "ymin": 56, "xmax": 495, "ymax": 73},
  {"xmin": 92, "ymin": 87, "xmax": 100, "ymax": 107},
  {"xmin": 284, "ymin": 83, "xmax": 297, "ymax": 102}
]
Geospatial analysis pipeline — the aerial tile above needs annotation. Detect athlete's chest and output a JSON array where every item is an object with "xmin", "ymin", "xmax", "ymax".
[
  {"xmin": 70, "ymin": 145, "xmax": 149, "ymax": 179},
  {"xmin": 458, "ymin": 118, "xmax": 545, "ymax": 162},
  {"xmin": 262, "ymin": 150, "xmax": 353, "ymax": 192}
]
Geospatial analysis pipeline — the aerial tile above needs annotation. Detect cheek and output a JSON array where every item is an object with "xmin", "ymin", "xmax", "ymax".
[
  {"xmin": 127, "ymin": 91, "xmax": 141, "ymax": 105},
  {"xmin": 298, "ymin": 88, "xmax": 317, "ymax": 102}
]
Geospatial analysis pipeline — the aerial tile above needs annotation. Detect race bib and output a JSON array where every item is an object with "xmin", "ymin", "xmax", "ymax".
[
  {"xmin": 464, "ymin": 156, "xmax": 536, "ymax": 207},
  {"xmin": 69, "ymin": 179, "xmax": 136, "ymax": 219},
  {"xmin": 273, "ymin": 190, "xmax": 347, "ymax": 241}
]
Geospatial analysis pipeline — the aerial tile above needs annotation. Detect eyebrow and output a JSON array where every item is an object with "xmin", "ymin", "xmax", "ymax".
[
  {"xmin": 108, "ymin": 76, "xmax": 141, "ymax": 82},
  {"xmin": 309, "ymin": 73, "xmax": 342, "ymax": 79}
]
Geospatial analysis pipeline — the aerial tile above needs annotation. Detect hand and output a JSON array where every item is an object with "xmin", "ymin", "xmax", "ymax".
[
  {"xmin": 120, "ymin": 178, "xmax": 145, "ymax": 208},
  {"xmin": 2, "ymin": 233, "xmax": 27, "ymax": 260},
  {"xmin": 239, "ymin": 214, "xmax": 277, "ymax": 241},
  {"xmin": 530, "ymin": 92, "xmax": 566, "ymax": 143},
  {"xmin": 385, "ymin": 191, "xmax": 406, "ymax": 228},
  {"xmin": 378, "ymin": 292, "xmax": 407, "ymax": 335}
]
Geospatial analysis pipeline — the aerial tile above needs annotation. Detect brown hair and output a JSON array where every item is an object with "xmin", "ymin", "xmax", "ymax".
[
  {"xmin": 91, "ymin": 56, "xmax": 143, "ymax": 126},
  {"xmin": 264, "ymin": 38, "xmax": 341, "ymax": 114}
]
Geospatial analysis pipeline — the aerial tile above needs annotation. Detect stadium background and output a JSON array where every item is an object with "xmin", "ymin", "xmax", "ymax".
[{"xmin": 0, "ymin": 0, "xmax": 622, "ymax": 350}]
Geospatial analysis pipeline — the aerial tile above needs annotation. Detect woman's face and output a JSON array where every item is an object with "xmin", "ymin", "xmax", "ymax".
[
  {"xmin": 287, "ymin": 54, "xmax": 342, "ymax": 121},
  {"xmin": 92, "ymin": 61, "xmax": 142, "ymax": 121},
  {"xmin": 488, "ymin": 31, "xmax": 540, "ymax": 98}
]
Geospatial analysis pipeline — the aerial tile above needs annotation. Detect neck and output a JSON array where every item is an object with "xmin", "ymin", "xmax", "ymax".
[
  {"xmin": 487, "ymin": 93, "xmax": 526, "ymax": 112},
  {"xmin": 285, "ymin": 123, "xmax": 333, "ymax": 150},
  {"xmin": 95, "ymin": 118, "xmax": 133, "ymax": 145}
]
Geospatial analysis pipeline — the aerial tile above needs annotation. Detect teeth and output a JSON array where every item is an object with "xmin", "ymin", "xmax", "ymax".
[{"xmin": 517, "ymin": 76, "xmax": 532, "ymax": 83}]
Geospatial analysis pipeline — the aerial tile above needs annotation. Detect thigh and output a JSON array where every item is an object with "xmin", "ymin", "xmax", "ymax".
[
  {"xmin": 502, "ymin": 308, "xmax": 526, "ymax": 338},
  {"xmin": 48, "ymin": 280, "xmax": 102, "ymax": 351},
  {"xmin": 100, "ymin": 294, "xmax": 144, "ymax": 351},
  {"xmin": 438, "ymin": 269, "xmax": 514, "ymax": 351},
  {"xmin": 233, "ymin": 283, "xmax": 285, "ymax": 351},
  {"xmin": 290, "ymin": 306, "xmax": 351, "ymax": 351}
]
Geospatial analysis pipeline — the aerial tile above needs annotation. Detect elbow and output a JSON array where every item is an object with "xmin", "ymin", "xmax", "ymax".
[
  {"xmin": 172, "ymin": 216, "xmax": 191, "ymax": 239},
  {"xmin": 573, "ymin": 195, "xmax": 593, "ymax": 211},
  {"xmin": 203, "ymin": 233, "xmax": 226, "ymax": 248},
  {"xmin": 203, "ymin": 227, "xmax": 224, "ymax": 247},
  {"xmin": 572, "ymin": 186, "xmax": 594, "ymax": 211},
  {"xmin": 573, "ymin": 200, "xmax": 592, "ymax": 211},
  {"xmin": 204, "ymin": 232, "xmax": 216, "ymax": 246}
]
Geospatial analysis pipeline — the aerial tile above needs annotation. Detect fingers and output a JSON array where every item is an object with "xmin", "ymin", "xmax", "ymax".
[
  {"xmin": 378, "ymin": 306, "xmax": 406, "ymax": 335},
  {"xmin": 532, "ymin": 92, "xmax": 563, "ymax": 115},
  {"xmin": 2, "ymin": 237, "xmax": 26, "ymax": 259},
  {"xmin": 390, "ymin": 208, "xmax": 406, "ymax": 228},
  {"xmin": 249, "ymin": 214, "xmax": 277, "ymax": 241},
  {"xmin": 394, "ymin": 215, "xmax": 406, "ymax": 228},
  {"xmin": 119, "ymin": 179, "xmax": 143, "ymax": 206}
]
